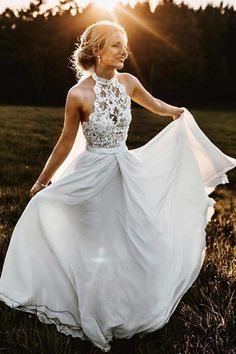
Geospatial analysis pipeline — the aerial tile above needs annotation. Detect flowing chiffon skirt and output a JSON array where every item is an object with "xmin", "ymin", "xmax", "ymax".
[{"xmin": 0, "ymin": 108, "xmax": 235, "ymax": 352}]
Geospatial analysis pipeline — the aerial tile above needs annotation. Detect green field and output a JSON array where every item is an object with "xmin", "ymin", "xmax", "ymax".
[{"xmin": 0, "ymin": 106, "xmax": 235, "ymax": 354}]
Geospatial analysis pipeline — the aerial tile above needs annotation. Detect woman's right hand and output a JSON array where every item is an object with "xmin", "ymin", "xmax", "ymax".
[{"xmin": 29, "ymin": 182, "xmax": 46, "ymax": 198}]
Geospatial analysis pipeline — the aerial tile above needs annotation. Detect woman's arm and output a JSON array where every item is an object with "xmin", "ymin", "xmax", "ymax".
[
  {"xmin": 30, "ymin": 88, "xmax": 81, "ymax": 196},
  {"xmin": 127, "ymin": 74, "xmax": 184, "ymax": 119}
]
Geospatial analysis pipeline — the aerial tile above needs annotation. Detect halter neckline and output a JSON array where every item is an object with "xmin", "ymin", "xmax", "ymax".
[{"xmin": 92, "ymin": 71, "xmax": 117, "ymax": 85}]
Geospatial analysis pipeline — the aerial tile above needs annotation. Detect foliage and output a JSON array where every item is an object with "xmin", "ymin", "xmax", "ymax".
[{"xmin": 0, "ymin": 2, "xmax": 236, "ymax": 106}]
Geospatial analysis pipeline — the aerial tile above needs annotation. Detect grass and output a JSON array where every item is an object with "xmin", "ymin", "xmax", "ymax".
[{"xmin": 0, "ymin": 105, "xmax": 236, "ymax": 354}]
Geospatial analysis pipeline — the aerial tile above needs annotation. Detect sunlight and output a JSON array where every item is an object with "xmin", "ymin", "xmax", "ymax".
[
  {"xmin": 93, "ymin": 0, "xmax": 119, "ymax": 12},
  {"xmin": 91, "ymin": 246, "xmax": 108, "ymax": 263},
  {"xmin": 1, "ymin": 0, "xmax": 236, "ymax": 14}
]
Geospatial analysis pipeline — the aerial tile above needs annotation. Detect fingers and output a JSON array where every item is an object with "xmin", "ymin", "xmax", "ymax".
[
  {"xmin": 29, "ymin": 191, "xmax": 35, "ymax": 198},
  {"xmin": 29, "ymin": 185, "xmax": 42, "ymax": 198}
]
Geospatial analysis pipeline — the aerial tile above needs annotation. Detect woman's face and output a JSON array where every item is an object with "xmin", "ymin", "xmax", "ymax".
[{"xmin": 98, "ymin": 30, "xmax": 128, "ymax": 69}]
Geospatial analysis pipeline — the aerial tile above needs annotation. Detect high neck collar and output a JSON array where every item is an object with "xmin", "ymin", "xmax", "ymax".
[{"xmin": 92, "ymin": 71, "xmax": 117, "ymax": 85}]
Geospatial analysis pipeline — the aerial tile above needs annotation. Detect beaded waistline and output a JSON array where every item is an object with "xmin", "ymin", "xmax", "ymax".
[{"xmin": 85, "ymin": 141, "xmax": 128, "ymax": 155}]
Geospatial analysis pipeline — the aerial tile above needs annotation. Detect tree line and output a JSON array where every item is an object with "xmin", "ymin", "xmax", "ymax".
[{"xmin": 0, "ymin": 0, "xmax": 236, "ymax": 107}]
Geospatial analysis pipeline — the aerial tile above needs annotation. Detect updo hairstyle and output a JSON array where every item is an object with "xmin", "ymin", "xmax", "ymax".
[{"xmin": 69, "ymin": 20, "xmax": 128, "ymax": 80}]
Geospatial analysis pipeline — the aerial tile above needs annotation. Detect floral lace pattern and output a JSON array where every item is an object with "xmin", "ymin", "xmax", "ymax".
[{"xmin": 82, "ymin": 71, "xmax": 132, "ymax": 148}]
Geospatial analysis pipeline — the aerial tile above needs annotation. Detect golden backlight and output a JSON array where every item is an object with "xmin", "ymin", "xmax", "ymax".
[
  {"xmin": 0, "ymin": 0, "xmax": 235, "ymax": 15},
  {"xmin": 93, "ymin": 0, "xmax": 119, "ymax": 12}
]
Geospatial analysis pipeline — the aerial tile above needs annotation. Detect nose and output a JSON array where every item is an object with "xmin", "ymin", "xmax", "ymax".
[{"xmin": 121, "ymin": 46, "xmax": 128, "ymax": 58}]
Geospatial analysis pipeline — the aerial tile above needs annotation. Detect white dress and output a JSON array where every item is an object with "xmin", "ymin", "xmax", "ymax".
[{"xmin": 0, "ymin": 71, "xmax": 236, "ymax": 352}]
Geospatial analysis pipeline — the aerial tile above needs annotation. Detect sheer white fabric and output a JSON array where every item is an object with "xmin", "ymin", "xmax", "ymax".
[{"xmin": 0, "ymin": 71, "xmax": 236, "ymax": 352}]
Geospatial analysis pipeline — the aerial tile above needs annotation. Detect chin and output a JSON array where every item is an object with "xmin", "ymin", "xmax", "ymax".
[
  {"xmin": 115, "ymin": 62, "xmax": 124, "ymax": 69},
  {"xmin": 106, "ymin": 62, "xmax": 125, "ymax": 70}
]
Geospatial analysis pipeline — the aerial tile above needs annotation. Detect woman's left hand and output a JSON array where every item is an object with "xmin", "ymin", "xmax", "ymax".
[{"xmin": 172, "ymin": 108, "xmax": 184, "ymax": 120}]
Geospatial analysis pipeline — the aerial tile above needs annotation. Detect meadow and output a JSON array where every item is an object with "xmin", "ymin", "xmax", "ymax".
[{"xmin": 0, "ymin": 105, "xmax": 235, "ymax": 354}]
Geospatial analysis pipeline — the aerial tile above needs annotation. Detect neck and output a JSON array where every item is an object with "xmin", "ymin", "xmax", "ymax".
[{"xmin": 94, "ymin": 66, "xmax": 117, "ymax": 80}]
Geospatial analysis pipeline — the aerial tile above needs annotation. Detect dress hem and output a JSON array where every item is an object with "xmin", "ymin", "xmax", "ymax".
[{"xmin": 0, "ymin": 293, "xmax": 112, "ymax": 352}]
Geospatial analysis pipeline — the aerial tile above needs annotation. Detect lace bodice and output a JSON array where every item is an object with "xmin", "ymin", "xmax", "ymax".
[{"xmin": 82, "ymin": 71, "xmax": 132, "ymax": 148}]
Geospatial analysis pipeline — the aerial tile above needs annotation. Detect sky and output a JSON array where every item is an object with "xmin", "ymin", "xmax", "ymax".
[{"xmin": 0, "ymin": 0, "xmax": 236, "ymax": 15}]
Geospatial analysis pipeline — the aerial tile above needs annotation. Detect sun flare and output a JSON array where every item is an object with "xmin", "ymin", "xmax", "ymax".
[
  {"xmin": 0, "ymin": 0, "xmax": 236, "ymax": 15},
  {"xmin": 93, "ymin": 0, "xmax": 119, "ymax": 12}
]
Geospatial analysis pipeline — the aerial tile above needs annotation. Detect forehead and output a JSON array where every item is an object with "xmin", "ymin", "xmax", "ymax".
[{"xmin": 108, "ymin": 30, "xmax": 127, "ymax": 44}]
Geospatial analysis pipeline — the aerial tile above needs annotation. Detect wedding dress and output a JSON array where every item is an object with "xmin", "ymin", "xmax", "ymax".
[{"xmin": 0, "ymin": 71, "xmax": 236, "ymax": 352}]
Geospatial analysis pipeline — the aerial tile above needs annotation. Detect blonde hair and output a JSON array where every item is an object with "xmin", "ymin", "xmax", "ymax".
[{"xmin": 69, "ymin": 20, "xmax": 128, "ymax": 80}]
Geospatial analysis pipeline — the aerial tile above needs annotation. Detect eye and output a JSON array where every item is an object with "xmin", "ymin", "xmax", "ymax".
[{"xmin": 112, "ymin": 44, "xmax": 119, "ymax": 47}]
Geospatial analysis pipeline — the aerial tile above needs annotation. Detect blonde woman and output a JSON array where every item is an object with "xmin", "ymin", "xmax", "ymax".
[{"xmin": 0, "ymin": 20, "xmax": 235, "ymax": 353}]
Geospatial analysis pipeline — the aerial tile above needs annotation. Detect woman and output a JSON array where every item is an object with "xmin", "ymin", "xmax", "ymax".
[
  {"xmin": 30, "ymin": 21, "xmax": 184, "ymax": 197},
  {"xmin": 0, "ymin": 20, "xmax": 235, "ymax": 352}
]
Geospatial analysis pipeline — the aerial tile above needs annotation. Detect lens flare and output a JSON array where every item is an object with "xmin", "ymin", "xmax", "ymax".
[{"xmin": 93, "ymin": 0, "xmax": 119, "ymax": 12}]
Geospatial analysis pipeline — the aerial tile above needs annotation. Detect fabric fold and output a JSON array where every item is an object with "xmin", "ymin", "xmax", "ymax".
[{"xmin": 0, "ymin": 107, "xmax": 235, "ymax": 352}]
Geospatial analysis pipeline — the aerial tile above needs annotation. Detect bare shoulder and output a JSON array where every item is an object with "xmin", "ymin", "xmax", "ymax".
[
  {"xmin": 66, "ymin": 85, "xmax": 82, "ymax": 104},
  {"xmin": 117, "ymin": 72, "xmax": 140, "ymax": 97},
  {"xmin": 118, "ymin": 72, "xmax": 139, "ymax": 84},
  {"xmin": 67, "ymin": 76, "xmax": 94, "ymax": 106},
  {"xmin": 68, "ymin": 77, "xmax": 91, "ymax": 98}
]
